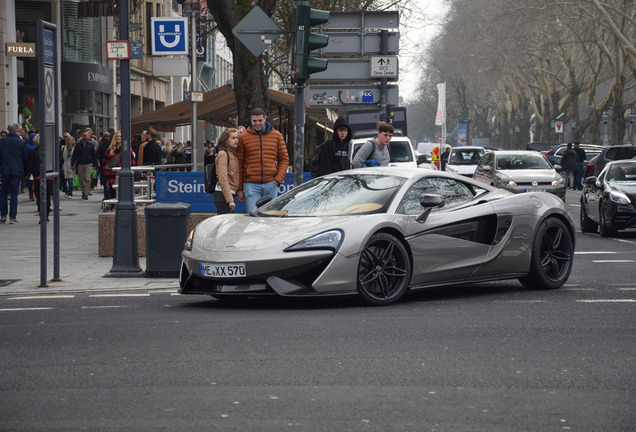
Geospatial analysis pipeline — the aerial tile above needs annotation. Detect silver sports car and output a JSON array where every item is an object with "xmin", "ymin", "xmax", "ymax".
[{"xmin": 179, "ymin": 167, "xmax": 575, "ymax": 306}]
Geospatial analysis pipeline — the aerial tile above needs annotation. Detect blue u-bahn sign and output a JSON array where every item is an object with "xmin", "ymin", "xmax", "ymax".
[{"xmin": 151, "ymin": 17, "xmax": 188, "ymax": 55}]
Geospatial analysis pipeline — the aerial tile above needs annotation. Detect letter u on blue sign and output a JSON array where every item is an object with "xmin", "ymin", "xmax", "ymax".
[{"xmin": 152, "ymin": 18, "xmax": 188, "ymax": 55}]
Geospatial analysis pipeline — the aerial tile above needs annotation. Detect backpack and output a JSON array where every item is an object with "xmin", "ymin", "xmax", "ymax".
[
  {"xmin": 204, "ymin": 150, "xmax": 229, "ymax": 193},
  {"xmin": 310, "ymin": 141, "xmax": 329, "ymax": 178}
]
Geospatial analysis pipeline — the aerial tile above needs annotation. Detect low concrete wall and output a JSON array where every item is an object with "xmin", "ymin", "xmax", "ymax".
[{"xmin": 98, "ymin": 211, "xmax": 212, "ymax": 257}]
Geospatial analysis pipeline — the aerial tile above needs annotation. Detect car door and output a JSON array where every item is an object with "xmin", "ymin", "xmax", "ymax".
[
  {"xmin": 399, "ymin": 176, "xmax": 497, "ymax": 285},
  {"xmin": 585, "ymin": 168, "xmax": 606, "ymax": 222}
]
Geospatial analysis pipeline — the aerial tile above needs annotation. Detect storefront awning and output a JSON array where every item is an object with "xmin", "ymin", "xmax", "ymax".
[{"xmin": 131, "ymin": 84, "xmax": 333, "ymax": 133}]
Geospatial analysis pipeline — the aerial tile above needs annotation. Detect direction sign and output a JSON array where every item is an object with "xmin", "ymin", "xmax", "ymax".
[
  {"xmin": 232, "ymin": 7, "xmax": 282, "ymax": 58},
  {"xmin": 323, "ymin": 11, "xmax": 399, "ymax": 30},
  {"xmin": 306, "ymin": 84, "xmax": 398, "ymax": 107},
  {"xmin": 310, "ymin": 58, "xmax": 398, "ymax": 82},
  {"xmin": 370, "ymin": 56, "xmax": 398, "ymax": 78},
  {"xmin": 151, "ymin": 17, "xmax": 188, "ymax": 55},
  {"xmin": 318, "ymin": 32, "xmax": 398, "ymax": 56}
]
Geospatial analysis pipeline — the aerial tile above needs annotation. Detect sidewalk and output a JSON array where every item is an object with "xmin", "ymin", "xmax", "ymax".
[{"xmin": 0, "ymin": 186, "xmax": 179, "ymax": 296}]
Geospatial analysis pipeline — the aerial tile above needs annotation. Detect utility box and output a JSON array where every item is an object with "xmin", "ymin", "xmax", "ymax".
[{"xmin": 144, "ymin": 202, "xmax": 191, "ymax": 278}]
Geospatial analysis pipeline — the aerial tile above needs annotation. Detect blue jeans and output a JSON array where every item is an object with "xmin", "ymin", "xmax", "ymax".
[
  {"xmin": 1, "ymin": 175, "xmax": 22, "ymax": 219},
  {"xmin": 243, "ymin": 181, "xmax": 279, "ymax": 213}
]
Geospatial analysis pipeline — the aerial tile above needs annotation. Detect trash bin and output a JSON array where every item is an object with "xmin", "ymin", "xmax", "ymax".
[{"xmin": 145, "ymin": 202, "xmax": 191, "ymax": 278}]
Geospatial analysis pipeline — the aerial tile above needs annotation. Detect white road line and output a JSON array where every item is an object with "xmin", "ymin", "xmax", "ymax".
[
  {"xmin": 89, "ymin": 293, "xmax": 151, "ymax": 298},
  {"xmin": 592, "ymin": 260, "xmax": 635, "ymax": 263},
  {"xmin": 563, "ymin": 288, "xmax": 596, "ymax": 291},
  {"xmin": 0, "ymin": 307, "xmax": 54, "ymax": 312},
  {"xmin": 7, "ymin": 295, "xmax": 75, "ymax": 300},
  {"xmin": 577, "ymin": 299, "xmax": 636, "ymax": 303},
  {"xmin": 617, "ymin": 288, "xmax": 636, "ymax": 291},
  {"xmin": 574, "ymin": 251, "xmax": 617, "ymax": 255},
  {"xmin": 81, "ymin": 305, "xmax": 131, "ymax": 309}
]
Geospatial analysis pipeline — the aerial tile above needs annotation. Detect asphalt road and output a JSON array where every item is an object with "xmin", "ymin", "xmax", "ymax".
[{"xmin": 1, "ymin": 190, "xmax": 635, "ymax": 431}]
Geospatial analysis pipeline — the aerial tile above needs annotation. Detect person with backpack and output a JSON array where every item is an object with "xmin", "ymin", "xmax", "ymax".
[
  {"xmin": 213, "ymin": 128, "xmax": 240, "ymax": 214},
  {"xmin": 351, "ymin": 123, "xmax": 394, "ymax": 168},
  {"xmin": 312, "ymin": 116, "xmax": 352, "ymax": 178}
]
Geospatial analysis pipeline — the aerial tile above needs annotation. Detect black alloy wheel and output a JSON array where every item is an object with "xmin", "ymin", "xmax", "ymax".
[
  {"xmin": 519, "ymin": 217, "xmax": 574, "ymax": 290},
  {"xmin": 599, "ymin": 202, "xmax": 617, "ymax": 237},
  {"xmin": 357, "ymin": 232, "xmax": 411, "ymax": 306}
]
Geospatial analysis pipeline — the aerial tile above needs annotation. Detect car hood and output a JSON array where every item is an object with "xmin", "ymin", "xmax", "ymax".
[
  {"xmin": 197, "ymin": 214, "xmax": 362, "ymax": 252},
  {"xmin": 610, "ymin": 182, "xmax": 636, "ymax": 197},
  {"xmin": 499, "ymin": 169, "xmax": 558, "ymax": 181}
]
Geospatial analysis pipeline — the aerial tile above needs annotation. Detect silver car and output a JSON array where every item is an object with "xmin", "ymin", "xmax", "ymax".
[
  {"xmin": 180, "ymin": 168, "xmax": 575, "ymax": 306},
  {"xmin": 473, "ymin": 151, "xmax": 566, "ymax": 200}
]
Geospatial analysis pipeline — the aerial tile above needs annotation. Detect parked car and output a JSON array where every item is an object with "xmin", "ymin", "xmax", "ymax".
[
  {"xmin": 473, "ymin": 150, "xmax": 567, "ymax": 201},
  {"xmin": 543, "ymin": 144, "xmax": 604, "ymax": 168},
  {"xmin": 527, "ymin": 142, "xmax": 555, "ymax": 152},
  {"xmin": 350, "ymin": 136, "xmax": 418, "ymax": 168},
  {"xmin": 180, "ymin": 167, "xmax": 575, "ymax": 306},
  {"xmin": 585, "ymin": 144, "xmax": 636, "ymax": 177},
  {"xmin": 443, "ymin": 146, "xmax": 486, "ymax": 176},
  {"xmin": 580, "ymin": 159, "xmax": 636, "ymax": 237}
]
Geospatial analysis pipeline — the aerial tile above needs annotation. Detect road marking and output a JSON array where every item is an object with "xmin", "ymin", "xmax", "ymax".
[
  {"xmin": 8, "ymin": 295, "xmax": 75, "ymax": 300},
  {"xmin": 577, "ymin": 299, "xmax": 636, "ymax": 303},
  {"xmin": 617, "ymin": 288, "xmax": 636, "ymax": 291},
  {"xmin": 89, "ymin": 293, "xmax": 151, "ymax": 298},
  {"xmin": 563, "ymin": 288, "xmax": 596, "ymax": 291},
  {"xmin": 81, "ymin": 305, "xmax": 131, "ymax": 309},
  {"xmin": 0, "ymin": 307, "xmax": 54, "ymax": 311},
  {"xmin": 592, "ymin": 260, "xmax": 635, "ymax": 263},
  {"xmin": 574, "ymin": 251, "xmax": 616, "ymax": 255}
]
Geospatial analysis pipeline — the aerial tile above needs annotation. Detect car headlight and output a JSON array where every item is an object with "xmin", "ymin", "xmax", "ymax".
[
  {"xmin": 495, "ymin": 173, "xmax": 516, "ymax": 187},
  {"xmin": 551, "ymin": 177, "xmax": 564, "ymax": 186},
  {"xmin": 609, "ymin": 191, "xmax": 630, "ymax": 205},
  {"xmin": 184, "ymin": 228, "xmax": 195, "ymax": 251},
  {"xmin": 285, "ymin": 230, "xmax": 343, "ymax": 252}
]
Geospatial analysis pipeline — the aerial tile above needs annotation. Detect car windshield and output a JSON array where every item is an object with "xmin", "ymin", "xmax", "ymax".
[
  {"xmin": 353, "ymin": 141, "xmax": 414, "ymax": 163},
  {"xmin": 496, "ymin": 154, "xmax": 552, "ymax": 170},
  {"xmin": 607, "ymin": 162, "xmax": 636, "ymax": 183},
  {"xmin": 449, "ymin": 148, "xmax": 485, "ymax": 165},
  {"xmin": 254, "ymin": 174, "xmax": 406, "ymax": 217}
]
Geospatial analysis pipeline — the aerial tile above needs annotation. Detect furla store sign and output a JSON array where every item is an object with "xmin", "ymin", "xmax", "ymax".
[{"xmin": 6, "ymin": 43, "xmax": 36, "ymax": 57}]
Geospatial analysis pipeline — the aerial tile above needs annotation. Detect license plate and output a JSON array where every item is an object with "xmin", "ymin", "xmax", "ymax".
[
  {"xmin": 524, "ymin": 188, "xmax": 546, "ymax": 192},
  {"xmin": 199, "ymin": 263, "xmax": 246, "ymax": 278}
]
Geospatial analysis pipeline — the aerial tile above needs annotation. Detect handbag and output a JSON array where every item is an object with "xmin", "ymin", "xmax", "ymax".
[{"xmin": 105, "ymin": 154, "xmax": 122, "ymax": 169}]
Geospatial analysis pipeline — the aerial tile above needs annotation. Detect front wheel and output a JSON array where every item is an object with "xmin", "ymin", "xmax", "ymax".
[
  {"xmin": 579, "ymin": 199, "xmax": 598, "ymax": 233},
  {"xmin": 599, "ymin": 202, "xmax": 617, "ymax": 237},
  {"xmin": 519, "ymin": 217, "xmax": 573, "ymax": 290},
  {"xmin": 357, "ymin": 233, "xmax": 411, "ymax": 306}
]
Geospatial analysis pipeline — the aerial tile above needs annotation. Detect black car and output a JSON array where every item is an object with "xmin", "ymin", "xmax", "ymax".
[
  {"xmin": 580, "ymin": 160, "xmax": 636, "ymax": 237},
  {"xmin": 585, "ymin": 144, "xmax": 636, "ymax": 177},
  {"xmin": 543, "ymin": 144, "xmax": 604, "ymax": 168}
]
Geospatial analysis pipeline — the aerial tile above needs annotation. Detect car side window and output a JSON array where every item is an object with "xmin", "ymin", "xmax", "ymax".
[
  {"xmin": 400, "ymin": 177, "xmax": 475, "ymax": 215},
  {"xmin": 479, "ymin": 153, "xmax": 493, "ymax": 169}
]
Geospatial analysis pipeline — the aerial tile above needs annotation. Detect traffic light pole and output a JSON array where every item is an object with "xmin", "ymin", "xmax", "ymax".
[{"xmin": 294, "ymin": 83, "xmax": 305, "ymax": 187}]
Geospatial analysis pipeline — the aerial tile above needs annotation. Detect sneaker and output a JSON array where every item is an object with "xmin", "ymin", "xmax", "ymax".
[
  {"xmin": 29, "ymin": 194, "xmax": 34, "ymax": 201},
  {"xmin": 0, "ymin": 217, "xmax": 6, "ymax": 223},
  {"xmin": 82, "ymin": 196, "xmax": 88, "ymax": 200},
  {"xmin": 10, "ymin": 219, "xmax": 18, "ymax": 224}
]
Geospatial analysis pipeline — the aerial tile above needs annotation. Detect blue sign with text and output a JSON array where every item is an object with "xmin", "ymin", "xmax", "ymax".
[
  {"xmin": 151, "ymin": 18, "xmax": 188, "ymax": 55},
  {"xmin": 155, "ymin": 172, "xmax": 313, "ymax": 213}
]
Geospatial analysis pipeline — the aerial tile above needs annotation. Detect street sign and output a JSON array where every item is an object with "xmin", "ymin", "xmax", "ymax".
[
  {"xmin": 129, "ymin": 40, "xmax": 143, "ymax": 59},
  {"xmin": 191, "ymin": 91, "xmax": 203, "ymax": 102},
  {"xmin": 152, "ymin": 57, "xmax": 188, "ymax": 76},
  {"xmin": 42, "ymin": 29, "xmax": 54, "ymax": 64},
  {"xmin": 44, "ymin": 65, "xmax": 55, "ymax": 125},
  {"xmin": 370, "ymin": 56, "xmax": 398, "ymax": 78},
  {"xmin": 323, "ymin": 11, "xmax": 399, "ymax": 29},
  {"xmin": 306, "ymin": 84, "xmax": 398, "ymax": 107},
  {"xmin": 151, "ymin": 17, "xmax": 188, "ymax": 55},
  {"xmin": 232, "ymin": 7, "xmax": 282, "ymax": 57},
  {"xmin": 318, "ymin": 32, "xmax": 398, "ymax": 56},
  {"xmin": 310, "ymin": 58, "xmax": 398, "ymax": 82},
  {"xmin": 106, "ymin": 40, "xmax": 130, "ymax": 60},
  {"xmin": 555, "ymin": 121, "xmax": 564, "ymax": 133}
]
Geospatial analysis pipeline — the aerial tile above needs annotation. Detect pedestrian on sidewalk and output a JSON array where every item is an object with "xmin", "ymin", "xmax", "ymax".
[
  {"xmin": 213, "ymin": 128, "xmax": 240, "ymax": 214},
  {"xmin": 27, "ymin": 134, "xmax": 54, "ymax": 222},
  {"xmin": 71, "ymin": 128, "xmax": 98, "ymax": 200},
  {"xmin": 62, "ymin": 136, "xmax": 76, "ymax": 198},
  {"xmin": 0, "ymin": 124, "xmax": 28, "ymax": 224}
]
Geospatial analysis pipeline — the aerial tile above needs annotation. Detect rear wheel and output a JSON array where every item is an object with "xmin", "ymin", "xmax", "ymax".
[
  {"xmin": 599, "ymin": 202, "xmax": 617, "ymax": 237},
  {"xmin": 579, "ymin": 199, "xmax": 598, "ymax": 233},
  {"xmin": 519, "ymin": 217, "xmax": 573, "ymax": 290},
  {"xmin": 357, "ymin": 233, "xmax": 411, "ymax": 306}
]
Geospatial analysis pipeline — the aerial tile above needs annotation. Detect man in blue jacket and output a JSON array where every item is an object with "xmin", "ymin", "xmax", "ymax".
[{"xmin": 0, "ymin": 123, "xmax": 28, "ymax": 223}]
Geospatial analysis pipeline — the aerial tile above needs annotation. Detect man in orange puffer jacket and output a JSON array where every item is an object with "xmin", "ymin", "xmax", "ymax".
[{"xmin": 236, "ymin": 108, "xmax": 289, "ymax": 212}]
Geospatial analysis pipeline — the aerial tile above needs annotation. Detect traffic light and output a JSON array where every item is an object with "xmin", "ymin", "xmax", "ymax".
[{"xmin": 293, "ymin": 1, "xmax": 329, "ymax": 84}]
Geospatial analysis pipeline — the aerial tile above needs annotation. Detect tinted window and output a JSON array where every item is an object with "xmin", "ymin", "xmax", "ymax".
[
  {"xmin": 496, "ymin": 154, "xmax": 552, "ymax": 170},
  {"xmin": 449, "ymin": 148, "xmax": 485, "ymax": 165},
  {"xmin": 400, "ymin": 177, "xmax": 475, "ymax": 215}
]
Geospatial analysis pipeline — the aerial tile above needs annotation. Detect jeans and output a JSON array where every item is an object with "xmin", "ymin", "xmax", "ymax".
[
  {"xmin": 0, "ymin": 175, "xmax": 22, "ymax": 219},
  {"xmin": 213, "ymin": 191, "xmax": 234, "ymax": 215},
  {"xmin": 66, "ymin": 178, "xmax": 74, "ymax": 197},
  {"xmin": 243, "ymin": 181, "xmax": 279, "ymax": 213},
  {"xmin": 575, "ymin": 162, "xmax": 585, "ymax": 189}
]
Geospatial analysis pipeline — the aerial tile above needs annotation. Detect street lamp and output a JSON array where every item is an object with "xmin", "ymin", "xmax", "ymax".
[{"xmin": 602, "ymin": 111, "xmax": 610, "ymax": 146}]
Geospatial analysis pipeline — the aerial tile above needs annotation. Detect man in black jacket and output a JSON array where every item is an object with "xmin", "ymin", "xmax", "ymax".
[
  {"xmin": 315, "ymin": 116, "xmax": 351, "ymax": 177},
  {"xmin": 0, "ymin": 124, "xmax": 28, "ymax": 223},
  {"xmin": 142, "ymin": 127, "xmax": 163, "ymax": 166},
  {"xmin": 71, "ymin": 129, "xmax": 97, "ymax": 199}
]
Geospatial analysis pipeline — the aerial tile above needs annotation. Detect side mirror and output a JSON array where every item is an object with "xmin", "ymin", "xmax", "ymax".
[
  {"xmin": 416, "ymin": 194, "xmax": 445, "ymax": 224},
  {"xmin": 482, "ymin": 165, "xmax": 492, "ymax": 172},
  {"xmin": 417, "ymin": 154, "xmax": 428, "ymax": 165},
  {"xmin": 553, "ymin": 164, "xmax": 562, "ymax": 172},
  {"xmin": 255, "ymin": 196, "xmax": 273, "ymax": 208},
  {"xmin": 583, "ymin": 176, "xmax": 597, "ymax": 186}
]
